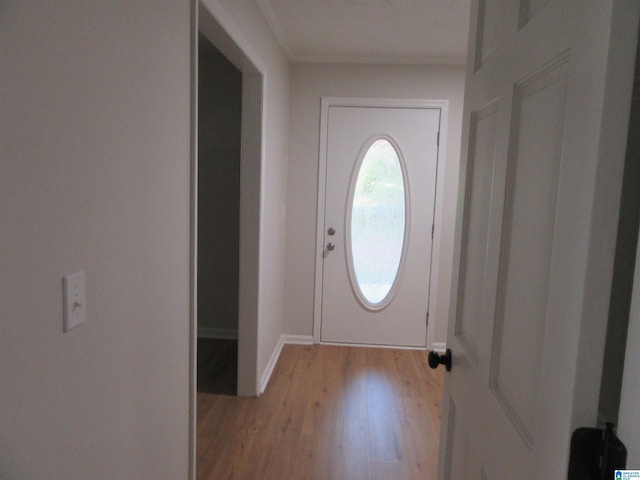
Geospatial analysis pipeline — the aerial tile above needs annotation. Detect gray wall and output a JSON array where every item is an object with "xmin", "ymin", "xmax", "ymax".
[
  {"xmin": 0, "ymin": 1, "xmax": 191, "ymax": 478},
  {"xmin": 198, "ymin": 36, "xmax": 242, "ymax": 336}
]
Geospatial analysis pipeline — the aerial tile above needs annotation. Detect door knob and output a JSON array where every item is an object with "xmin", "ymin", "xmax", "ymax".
[
  {"xmin": 428, "ymin": 349, "xmax": 452, "ymax": 371},
  {"xmin": 327, "ymin": 242, "xmax": 335, "ymax": 251}
]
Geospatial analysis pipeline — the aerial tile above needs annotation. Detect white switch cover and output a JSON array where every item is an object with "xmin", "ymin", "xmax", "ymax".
[{"xmin": 63, "ymin": 271, "xmax": 86, "ymax": 332}]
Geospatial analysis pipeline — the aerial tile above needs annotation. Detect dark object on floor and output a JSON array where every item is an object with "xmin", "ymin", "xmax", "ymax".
[{"xmin": 568, "ymin": 423, "xmax": 626, "ymax": 480}]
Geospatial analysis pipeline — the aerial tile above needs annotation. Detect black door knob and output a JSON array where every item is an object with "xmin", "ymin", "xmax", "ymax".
[{"xmin": 428, "ymin": 349, "xmax": 452, "ymax": 371}]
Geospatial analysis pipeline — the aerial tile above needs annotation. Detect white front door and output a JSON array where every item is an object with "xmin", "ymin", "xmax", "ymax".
[
  {"xmin": 439, "ymin": 1, "xmax": 638, "ymax": 478},
  {"xmin": 319, "ymin": 100, "xmax": 440, "ymax": 347}
]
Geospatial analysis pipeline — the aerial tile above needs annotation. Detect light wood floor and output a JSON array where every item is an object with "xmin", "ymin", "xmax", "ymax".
[{"xmin": 197, "ymin": 344, "xmax": 444, "ymax": 480}]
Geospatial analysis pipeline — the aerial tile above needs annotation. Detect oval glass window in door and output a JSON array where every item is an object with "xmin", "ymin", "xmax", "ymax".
[{"xmin": 349, "ymin": 138, "xmax": 408, "ymax": 308}]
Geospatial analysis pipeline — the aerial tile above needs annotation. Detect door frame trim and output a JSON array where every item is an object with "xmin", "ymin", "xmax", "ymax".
[
  {"xmin": 313, "ymin": 96, "xmax": 449, "ymax": 348},
  {"xmin": 191, "ymin": 1, "xmax": 266, "ymax": 477}
]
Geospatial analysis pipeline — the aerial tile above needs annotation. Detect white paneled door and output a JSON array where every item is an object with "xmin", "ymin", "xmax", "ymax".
[
  {"xmin": 319, "ymin": 101, "xmax": 440, "ymax": 347},
  {"xmin": 440, "ymin": 1, "xmax": 638, "ymax": 479}
]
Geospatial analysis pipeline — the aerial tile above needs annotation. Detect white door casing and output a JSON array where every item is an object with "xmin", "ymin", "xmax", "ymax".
[
  {"xmin": 314, "ymin": 98, "xmax": 444, "ymax": 347},
  {"xmin": 440, "ymin": 1, "xmax": 639, "ymax": 479}
]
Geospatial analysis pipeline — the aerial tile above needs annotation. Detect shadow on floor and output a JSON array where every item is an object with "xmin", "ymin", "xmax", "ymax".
[{"xmin": 197, "ymin": 337, "xmax": 237, "ymax": 396}]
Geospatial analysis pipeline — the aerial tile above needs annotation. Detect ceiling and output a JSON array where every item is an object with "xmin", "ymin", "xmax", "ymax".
[{"xmin": 253, "ymin": 0, "xmax": 471, "ymax": 64}]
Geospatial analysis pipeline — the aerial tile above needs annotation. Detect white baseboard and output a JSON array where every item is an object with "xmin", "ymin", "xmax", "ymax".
[
  {"xmin": 319, "ymin": 340, "xmax": 428, "ymax": 350},
  {"xmin": 258, "ymin": 334, "xmax": 314, "ymax": 394},
  {"xmin": 198, "ymin": 327, "xmax": 238, "ymax": 340},
  {"xmin": 431, "ymin": 341, "xmax": 447, "ymax": 353},
  {"xmin": 260, "ymin": 335, "xmax": 285, "ymax": 394},
  {"xmin": 282, "ymin": 334, "xmax": 314, "ymax": 345}
]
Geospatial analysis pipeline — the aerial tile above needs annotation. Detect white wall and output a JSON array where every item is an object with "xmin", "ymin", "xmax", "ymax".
[
  {"xmin": 0, "ymin": 1, "xmax": 191, "ymax": 479},
  {"xmin": 201, "ymin": 0, "xmax": 291, "ymax": 389},
  {"xmin": 284, "ymin": 63, "xmax": 465, "ymax": 348}
]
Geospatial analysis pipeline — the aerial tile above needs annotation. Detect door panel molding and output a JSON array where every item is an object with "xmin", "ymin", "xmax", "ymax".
[
  {"xmin": 455, "ymin": 98, "xmax": 499, "ymax": 369},
  {"xmin": 490, "ymin": 53, "xmax": 570, "ymax": 448}
]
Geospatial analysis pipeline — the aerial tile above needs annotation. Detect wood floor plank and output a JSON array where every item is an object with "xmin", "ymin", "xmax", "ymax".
[
  {"xmin": 399, "ymin": 397, "xmax": 439, "ymax": 480},
  {"xmin": 369, "ymin": 415, "xmax": 405, "ymax": 463},
  {"xmin": 339, "ymin": 350, "xmax": 369, "ymax": 421},
  {"xmin": 267, "ymin": 447, "xmax": 294, "ymax": 478},
  {"xmin": 197, "ymin": 344, "xmax": 443, "ymax": 480},
  {"xmin": 197, "ymin": 396, "xmax": 261, "ymax": 479},
  {"xmin": 331, "ymin": 418, "xmax": 371, "ymax": 480},
  {"xmin": 290, "ymin": 432, "xmax": 335, "ymax": 480},
  {"xmin": 366, "ymin": 368, "xmax": 401, "ymax": 420},
  {"xmin": 370, "ymin": 460, "xmax": 412, "ymax": 480}
]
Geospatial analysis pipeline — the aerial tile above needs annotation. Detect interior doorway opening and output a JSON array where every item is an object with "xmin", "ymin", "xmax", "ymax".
[
  {"xmin": 196, "ymin": 32, "xmax": 241, "ymax": 396},
  {"xmin": 191, "ymin": 0, "xmax": 264, "ymax": 475},
  {"xmin": 195, "ymin": 0, "xmax": 263, "ymax": 397}
]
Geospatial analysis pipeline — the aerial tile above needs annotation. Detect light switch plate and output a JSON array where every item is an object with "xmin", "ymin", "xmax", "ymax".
[{"xmin": 63, "ymin": 271, "xmax": 86, "ymax": 332}]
